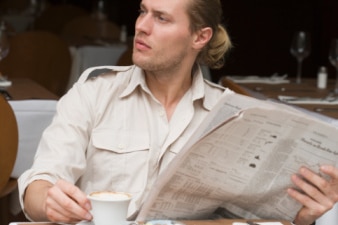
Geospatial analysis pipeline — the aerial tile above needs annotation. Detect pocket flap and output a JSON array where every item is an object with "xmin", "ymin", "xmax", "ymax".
[{"xmin": 92, "ymin": 128, "xmax": 149, "ymax": 153}]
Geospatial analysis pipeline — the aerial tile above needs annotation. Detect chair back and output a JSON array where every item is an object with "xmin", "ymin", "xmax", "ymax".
[
  {"xmin": 0, "ymin": 96, "xmax": 18, "ymax": 193},
  {"xmin": 220, "ymin": 76, "xmax": 252, "ymax": 96},
  {"xmin": 62, "ymin": 15, "xmax": 121, "ymax": 42},
  {"xmin": 0, "ymin": 31, "xmax": 72, "ymax": 96},
  {"xmin": 116, "ymin": 47, "xmax": 133, "ymax": 66},
  {"xmin": 0, "ymin": 0, "xmax": 30, "ymax": 13},
  {"xmin": 33, "ymin": 4, "xmax": 88, "ymax": 35}
]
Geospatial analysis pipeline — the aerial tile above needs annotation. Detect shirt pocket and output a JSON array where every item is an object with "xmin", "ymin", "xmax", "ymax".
[{"xmin": 87, "ymin": 128, "xmax": 150, "ymax": 189}]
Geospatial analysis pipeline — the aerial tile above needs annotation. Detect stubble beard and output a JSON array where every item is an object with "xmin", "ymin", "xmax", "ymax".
[{"xmin": 133, "ymin": 49, "xmax": 187, "ymax": 75}]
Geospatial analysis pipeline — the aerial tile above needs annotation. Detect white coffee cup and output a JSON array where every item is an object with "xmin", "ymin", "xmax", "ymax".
[{"xmin": 88, "ymin": 191, "xmax": 132, "ymax": 225}]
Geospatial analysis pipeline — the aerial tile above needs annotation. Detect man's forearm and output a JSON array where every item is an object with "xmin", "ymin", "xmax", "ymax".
[{"xmin": 24, "ymin": 180, "xmax": 53, "ymax": 221}]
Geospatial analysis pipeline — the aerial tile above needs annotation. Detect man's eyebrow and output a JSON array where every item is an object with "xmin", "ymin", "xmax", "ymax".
[
  {"xmin": 140, "ymin": 3, "xmax": 170, "ymax": 16},
  {"xmin": 154, "ymin": 9, "xmax": 170, "ymax": 16}
]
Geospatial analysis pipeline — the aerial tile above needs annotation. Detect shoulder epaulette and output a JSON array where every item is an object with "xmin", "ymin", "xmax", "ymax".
[{"xmin": 86, "ymin": 68, "xmax": 113, "ymax": 80}]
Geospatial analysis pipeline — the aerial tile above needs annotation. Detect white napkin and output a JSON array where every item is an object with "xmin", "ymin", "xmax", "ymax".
[
  {"xmin": 227, "ymin": 74, "xmax": 289, "ymax": 84},
  {"xmin": 278, "ymin": 95, "xmax": 338, "ymax": 105},
  {"xmin": 233, "ymin": 222, "xmax": 283, "ymax": 225},
  {"xmin": 0, "ymin": 76, "xmax": 12, "ymax": 87}
]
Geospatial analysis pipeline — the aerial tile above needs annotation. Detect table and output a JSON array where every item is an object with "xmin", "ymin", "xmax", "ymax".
[
  {"xmin": 183, "ymin": 219, "xmax": 291, "ymax": 225},
  {"xmin": 9, "ymin": 219, "xmax": 292, "ymax": 225},
  {"xmin": 223, "ymin": 78, "xmax": 338, "ymax": 119},
  {"xmin": 5, "ymin": 78, "xmax": 59, "ymax": 100}
]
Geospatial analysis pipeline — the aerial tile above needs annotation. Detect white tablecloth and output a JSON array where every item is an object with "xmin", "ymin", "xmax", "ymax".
[
  {"xmin": 9, "ymin": 99, "xmax": 57, "ymax": 178},
  {"xmin": 316, "ymin": 203, "xmax": 338, "ymax": 225},
  {"xmin": 67, "ymin": 44, "xmax": 128, "ymax": 90}
]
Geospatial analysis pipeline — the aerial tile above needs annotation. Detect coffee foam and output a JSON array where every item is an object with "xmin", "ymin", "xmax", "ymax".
[{"xmin": 89, "ymin": 191, "xmax": 131, "ymax": 201}]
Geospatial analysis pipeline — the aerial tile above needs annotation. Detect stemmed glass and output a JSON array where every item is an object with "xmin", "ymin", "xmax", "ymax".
[
  {"xmin": 329, "ymin": 39, "xmax": 338, "ymax": 94},
  {"xmin": 290, "ymin": 31, "xmax": 311, "ymax": 84},
  {"xmin": 0, "ymin": 21, "xmax": 10, "ymax": 79},
  {"xmin": 0, "ymin": 22, "xmax": 9, "ymax": 62}
]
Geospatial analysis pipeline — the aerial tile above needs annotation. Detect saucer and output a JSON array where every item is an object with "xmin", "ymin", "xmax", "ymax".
[{"xmin": 77, "ymin": 221, "xmax": 131, "ymax": 225}]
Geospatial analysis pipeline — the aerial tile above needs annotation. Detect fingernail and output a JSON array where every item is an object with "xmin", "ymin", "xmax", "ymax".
[
  {"xmin": 320, "ymin": 165, "xmax": 329, "ymax": 171},
  {"xmin": 85, "ymin": 202, "xmax": 91, "ymax": 210},
  {"xmin": 85, "ymin": 212, "xmax": 92, "ymax": 220}
]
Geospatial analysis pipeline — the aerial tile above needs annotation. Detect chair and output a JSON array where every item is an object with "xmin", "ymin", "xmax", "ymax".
[
  {"xmin": 116, "ymin": 47, "xmax": 133, "ymax": 66},
  {"xmin": 33, "ymin": 3, "xmax": 88, "ymax": 35},
  {"xmin": 0, "ymin": 31, "xmax": 72, "ymax": 96},
  {"xmin": 0, "ymin": 96, "xmax": 19, "ymax": 225},
  {"xmin": 0, "ymin": 0, "xmax": 30, "ymax": 13},
  {"xmin": 62, "ymin": 15, "xmax": 121, "ymax": 42},
  {"xmin": 219, "ymin": 76, "xmax": 252, "ymax": 96}
]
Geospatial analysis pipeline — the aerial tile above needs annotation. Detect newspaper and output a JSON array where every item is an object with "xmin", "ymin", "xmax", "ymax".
[{"xmin": 136, "ymin": 90, "xmax": 338, "ymax": 222}]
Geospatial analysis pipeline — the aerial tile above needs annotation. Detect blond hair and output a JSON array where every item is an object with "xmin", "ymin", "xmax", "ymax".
[{"xmin": 186, "ymin": 0, "xmax": 232, "ymax": 69}]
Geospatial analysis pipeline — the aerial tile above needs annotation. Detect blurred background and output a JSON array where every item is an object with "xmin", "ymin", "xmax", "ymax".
[
  {"xmin": 57, "ymin": 0, "xmax": 338, "ymax": 83},
  {"xmin": 0, "ymin": 0, "xmax": 338, "ymax": 224},
  {"xmin": 0, "ymin": 0, "xmax": 337, "ymax": 83}
]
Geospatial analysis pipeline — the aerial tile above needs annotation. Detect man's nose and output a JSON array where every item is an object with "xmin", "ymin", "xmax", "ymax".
[{"xmin": 135, "ymin": 14, "xmax": 153, "ymax": 34}]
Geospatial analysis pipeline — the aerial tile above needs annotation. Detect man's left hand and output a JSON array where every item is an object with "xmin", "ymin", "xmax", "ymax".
[{"xmin": 288, "ymin": 165, "xmax": 338, "ymax": 225}]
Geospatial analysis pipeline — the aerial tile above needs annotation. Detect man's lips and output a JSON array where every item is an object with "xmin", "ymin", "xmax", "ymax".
[{"xmin": 135, "ymin": 38, "xmax": 151, "ymax": 50}]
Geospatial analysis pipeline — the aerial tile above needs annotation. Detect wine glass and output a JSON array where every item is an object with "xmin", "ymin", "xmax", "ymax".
[
  {"xmin": 329, "ymin": 39, "xmax": 338, "ymax": 94},
  {"xmin": 290, "ymin": 31, "xmax": 311, "ymax": 84},
  {"xmin": 0, "ymin": 22, "xmax": 10, "ymax": 61},
  {"xmin": 0, "ymin": 21, "xmax": 10, "ymax": 78}
]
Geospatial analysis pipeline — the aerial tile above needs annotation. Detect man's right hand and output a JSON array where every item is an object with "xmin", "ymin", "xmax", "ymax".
[{"xmin": 24, "ymin": 179, "xmax": 93, "ymax": 223}]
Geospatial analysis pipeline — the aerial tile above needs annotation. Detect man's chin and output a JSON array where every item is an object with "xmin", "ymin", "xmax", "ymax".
[
  {"xmin": 133, "ymin": 57, "xmax": 149, "ymax": 69},
  {"xmin": 134, "ymin": 60, "xmax": 161, "ymax": 72},
  {"xmin": 134, "ymin": 61, "xmax": 151, "ymax": 71}
]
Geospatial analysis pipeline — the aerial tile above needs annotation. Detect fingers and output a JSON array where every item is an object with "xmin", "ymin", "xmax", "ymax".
[
  {"xmin": 294, "ymin": 167, "xmax": 333, "ymax": 205},
  {"xmin": 45, "ymin": 196, "xmax": 81, "ymax": 222},
  {"xmin": 320, "ymin": 165, "xmax": 338, "ymax": 202},
  {"xmin": 45, "ymin": 180, "xmax": 92, "ymax": 223},
  {"xmin": 287, "ymin": 187, "xmax": 323, "ymax": 225},
  {"xmin": 56, "ymin": 180, "xmax": 92, "ymax": 211},
  {"xmin": 320, "ymin": 165, "xmax": 338, "ymax": 179},
  {"xmin": 299, "ymin": 166, "xmax": 338, "ymax": 203},
  {"xmin": 288, "ymin": 173, "xmax": 328, "ymax": 215},
  {"xmin": 287, "ymin": 166, "xmax": 338, "ymax": 221},
  {"xmin": 287, "ymin": 165, "xmax": 338, "ymax": 224}
]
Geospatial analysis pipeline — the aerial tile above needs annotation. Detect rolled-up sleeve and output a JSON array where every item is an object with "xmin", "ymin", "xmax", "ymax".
[{"xmin": 18, "ymin": 79, "xmax": 95, "ymax": 211}]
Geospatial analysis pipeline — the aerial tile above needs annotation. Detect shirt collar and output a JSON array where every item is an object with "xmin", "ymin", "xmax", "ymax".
[
  {"xmin": 191, "ymin": 64, "xmax": 220, "ymax": 111},
  {"xmin": 120, "ymin": 65, "xmax": 216, "ymax": 111},
  {"xmin": 120, "ymin": 66, "xmax": 150, "ymax": 97}
]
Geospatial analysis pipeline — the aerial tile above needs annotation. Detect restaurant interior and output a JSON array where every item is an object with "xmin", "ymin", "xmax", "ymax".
[
  {"xmin": 1, "ymin": 0, "xmax": 338, "ymax": 88},
  {"xmin": 44, "ymin": 0, "xmax": 338, "ymax": 82},
  {"xmin": 0, "ymin": 0, "xmax": 338, "ymax": 225}
]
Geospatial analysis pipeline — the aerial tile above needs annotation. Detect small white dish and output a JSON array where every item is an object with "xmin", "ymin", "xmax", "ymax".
[{"xmin": 0, "ymin": 79, "xmax": 12, "ymax": 87}]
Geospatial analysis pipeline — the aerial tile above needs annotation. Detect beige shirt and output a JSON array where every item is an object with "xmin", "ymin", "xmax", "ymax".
[{"xmin": 18, "ymin": 65, "xmax": 226, "ymax": 219}]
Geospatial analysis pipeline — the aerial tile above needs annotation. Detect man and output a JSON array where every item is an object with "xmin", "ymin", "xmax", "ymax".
[{"xmin": 19, "ymin": 0, "xmax": 338, "ymax": 225}]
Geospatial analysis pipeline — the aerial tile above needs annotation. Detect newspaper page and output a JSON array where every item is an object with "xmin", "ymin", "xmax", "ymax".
[{"xmin": 136, "ymin": 90, "xmax": 338, "ymax": 222}]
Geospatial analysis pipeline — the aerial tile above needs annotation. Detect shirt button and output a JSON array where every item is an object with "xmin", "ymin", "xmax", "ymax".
[
  {"xmin": 118, "ymin": 144, "xmax": 125, "ymax": 149},
  {"xmin": 159, "ymin": 109, "xmax": 166, "ymax": 117}
]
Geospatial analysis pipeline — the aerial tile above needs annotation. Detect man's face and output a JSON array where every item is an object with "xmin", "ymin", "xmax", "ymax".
[{"xmin": 133, "ymin": 0, "xmax": 196, "ymax": 73}]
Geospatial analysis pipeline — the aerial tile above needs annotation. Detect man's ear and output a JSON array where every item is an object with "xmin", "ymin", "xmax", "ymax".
[{"xmin": 192, "ymin": 27, "xmax": 213, "ymax": 50}]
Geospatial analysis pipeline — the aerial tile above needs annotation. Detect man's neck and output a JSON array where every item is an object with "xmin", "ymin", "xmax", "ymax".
[{"xmin": 145, "ymin": 68, "xmax": 194, "ymax": 120}]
